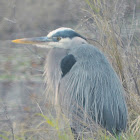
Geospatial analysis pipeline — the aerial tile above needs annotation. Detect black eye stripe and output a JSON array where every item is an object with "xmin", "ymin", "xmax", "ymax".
[{"xmin": 52, "ymin": 30, "xmax": 86, "ymax": 40}]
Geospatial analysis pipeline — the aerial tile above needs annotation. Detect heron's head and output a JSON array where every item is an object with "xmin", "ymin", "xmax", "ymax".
[{"xmin": 12, "ymin": 27, "xmax": 87, "ymax": 49}]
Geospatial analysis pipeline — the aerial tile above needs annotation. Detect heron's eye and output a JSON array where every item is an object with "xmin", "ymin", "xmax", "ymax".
[{"xmin": 57, "ymin": 37, "xmax": 61, "ymax": 41}]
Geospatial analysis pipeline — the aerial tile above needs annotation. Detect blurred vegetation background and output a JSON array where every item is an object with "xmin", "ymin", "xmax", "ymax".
[{"xmin": 0, "ymin": 0, "xmax": 140, "ymax": 139}]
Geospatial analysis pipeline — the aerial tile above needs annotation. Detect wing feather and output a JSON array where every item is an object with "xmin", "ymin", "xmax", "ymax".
[{"xmin": 59, "ymin": 45, "xmax": 127, "ymax": 134}]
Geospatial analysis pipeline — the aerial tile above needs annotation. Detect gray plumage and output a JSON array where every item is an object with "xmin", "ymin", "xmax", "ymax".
[
  {"xmin": 45, "ymin": 44, "xmax": 127, "ymax": 134},
  {"xmin": 12, "ymin": 27, "xmax": 128, "ymax": 135}
]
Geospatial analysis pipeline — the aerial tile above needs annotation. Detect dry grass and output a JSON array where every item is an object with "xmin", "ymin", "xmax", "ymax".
[
  {"xmin": 78, "ymin": 0, "xmax": 140, "ymax": 139},
  {"xmin": 0, "ymin": 0, "xmax": 140, "ymax": 139}
]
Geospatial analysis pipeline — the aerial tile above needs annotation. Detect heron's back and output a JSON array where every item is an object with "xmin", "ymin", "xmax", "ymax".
[{"xmin": 45, "ymin": 44, "xmax": 128, "ymax": 134}]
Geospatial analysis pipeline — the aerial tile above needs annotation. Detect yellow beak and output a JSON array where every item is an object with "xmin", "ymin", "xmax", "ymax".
[
  {"xmin": 12, "ymin": 36, "xmax": 51, "ymax": 44},
  {"xmin": 12, "ymin": 38, "xmax": 37, "ymax": 44}
]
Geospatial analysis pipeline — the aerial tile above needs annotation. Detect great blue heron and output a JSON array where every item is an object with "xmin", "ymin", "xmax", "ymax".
[{"xmin": 12, "ymin": 27, "xmax": 127, "ymax": 136}]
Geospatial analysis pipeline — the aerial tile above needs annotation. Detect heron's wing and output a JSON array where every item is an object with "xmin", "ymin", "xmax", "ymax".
[{"xmin": 59, "ymin": 45, "xmax": 127, "ymax": 134}]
